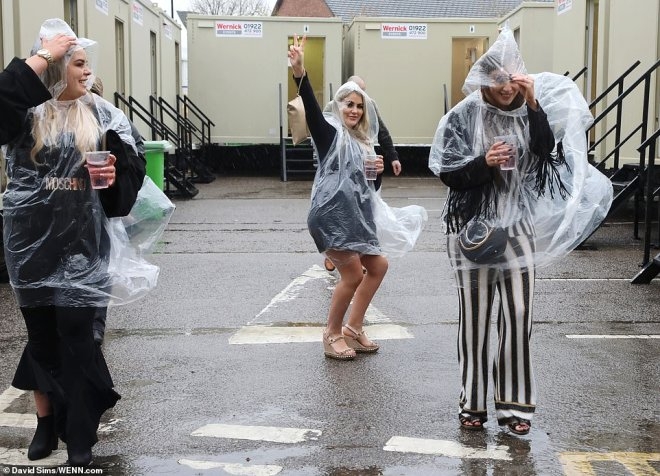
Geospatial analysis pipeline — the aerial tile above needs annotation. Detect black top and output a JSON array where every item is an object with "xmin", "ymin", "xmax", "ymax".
[
  {"xmin": 0, "ymin": 57, "xmax": 145, "ymax": 305},
  {"xmin": 438, "ymin": 101, "xmax": 558, "ymax": 233},
  {"xmin": 294, "ymin": 73, "xmax": 383, "ymax": 190},
  {"xmin": 375, "ymin": 111, "xmax": 400, "ymax": 165}
]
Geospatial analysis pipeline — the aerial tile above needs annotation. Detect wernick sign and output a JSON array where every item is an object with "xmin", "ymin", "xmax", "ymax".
[
  {"xmin": 381, "ymin": 23, "xmax": 428, "ymax": 40},
  {"xmin": 216, "ymin": 21, "xmax": 264, "ymax": 38}
]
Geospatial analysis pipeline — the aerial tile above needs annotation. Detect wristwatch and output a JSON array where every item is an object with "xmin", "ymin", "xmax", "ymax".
[{"xmin": 36, "ymin": 48, "xmax": 54, "ymax": 65}]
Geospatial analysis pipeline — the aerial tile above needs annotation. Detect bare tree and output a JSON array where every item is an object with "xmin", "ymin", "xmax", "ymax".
[{"xmin": 190, "ymin": 0, "xmax": 271, "ymax": 16}]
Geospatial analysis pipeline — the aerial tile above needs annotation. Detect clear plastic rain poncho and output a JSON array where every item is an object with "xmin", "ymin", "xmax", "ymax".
[
  {"xmin": 429, "ymin": 27, "xmax": 613, "ymax": 272},
  {"xmin": 2, "ymin": 19, "xmax": 169, "ymax": 307},
  {"xmin": 308, "ymin": 81, "xmax": 427, "ymax": 258}
]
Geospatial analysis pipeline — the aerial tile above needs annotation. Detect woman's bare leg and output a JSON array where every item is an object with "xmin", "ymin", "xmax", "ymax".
[
  {"xmin": 34, "ymin": 391, "xmax": 51, "ymax": 417},
  {"xmin": 345, "ymin": 254, "xmax": 388, "ymax": 345},
  {"xmin": 324, "ymin": 250, "xmax": 364, "ymax": 353}
]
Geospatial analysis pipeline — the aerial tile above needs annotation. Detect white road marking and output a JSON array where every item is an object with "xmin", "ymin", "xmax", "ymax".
[
  {"xmin": 0, "ymin": 386, "xmax": 115, "ymax": 431},
  {"xmin": 0, "ymin": 387, "xmax": 37, "ymax": 429},
  {"xmin": 191, "ymin": 424, "xmax": 321, "ymax": 443},
  {"xmin": 538, "ymin": 278, "xmax": 638, "ymax": 282},
  {"xmin": 229, "ymin": 323, "xmax": 413, "ymax": 345},
  {"xmin": 566, "ymin": 335, "xmax": 659, "ymax": 339},
  {"xmin": 384, "ymin": 436, "xmax": 511, "ymax": 460},
  {"xmin": 0, "ymin": 386, "xmax": 24, "ymax": 413},
  {"xmin": 178, "ymin": 459, "xmax": 282, "ymax": 475},
  {"xmin": 0, "ymin": 447, "xmax": 67, "ymax": 466},
  {"xmin": 0, "ymin": 412, "xmax": 36, "ymax": 429},
  {"xmin": 251, "ymin": 265, "xmax": 327, "ymax": 323}
]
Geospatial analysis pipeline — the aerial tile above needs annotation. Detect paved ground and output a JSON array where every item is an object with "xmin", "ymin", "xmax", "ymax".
[{"xmin": 0, "ymin": 174, "xmax": 658, "ymax": 475}]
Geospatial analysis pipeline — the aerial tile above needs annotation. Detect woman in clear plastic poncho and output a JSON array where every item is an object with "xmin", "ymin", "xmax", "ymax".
[
  {"xmin": 288, "ymin": 35, "xmax": 427, "ymax": 361},
  {"xmin": 429, "ymin": 27, "xmax": 612, "ymax": 435},
  {"xmin": 0, "ymin": 19, "xmax": 148, "ymax": 466}
]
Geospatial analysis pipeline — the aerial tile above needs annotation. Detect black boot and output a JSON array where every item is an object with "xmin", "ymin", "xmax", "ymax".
[
  {"xmin": 27, "ymin": 414, "xmax": 58, "ymax": 460},
  {"xmin": 67, "ymin": 447, "xmax": 93, "ymax": 467}
]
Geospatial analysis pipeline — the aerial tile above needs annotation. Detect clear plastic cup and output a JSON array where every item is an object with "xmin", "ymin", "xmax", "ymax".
[
  {"xmin": 364, "ymin": 154, "xmax": 378, "ymax": 181},
  {"xmin": 85, "ymin": 151, "xmax": 111, "ymax": 189},
  {"xmin": 494, "ymin": 135, "xmax": 518, "ymax": 170}
]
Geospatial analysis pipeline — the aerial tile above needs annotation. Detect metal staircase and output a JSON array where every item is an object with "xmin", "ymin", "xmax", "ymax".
[
  {"xmin": 282, "ymin": 138, "xmax": 316, "ymax": 180},
  {"xmin": 115, "ymin": 92, "xmax": 199, "ymax": 198},
  {"xmin": 578, "ymin": 57, "xmax": 660, "ymax": 282}
]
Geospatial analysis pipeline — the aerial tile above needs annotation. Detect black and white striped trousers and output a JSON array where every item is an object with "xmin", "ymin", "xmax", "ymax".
[{"xmin": 447, "ymin": 221, "xmax": 537, "ymax": 425}]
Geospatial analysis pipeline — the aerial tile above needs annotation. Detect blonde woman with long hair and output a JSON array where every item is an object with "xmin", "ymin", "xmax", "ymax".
[
  {"xmin": 287, "ymin": 35, "xmax": 426, "ymax": 360},
  {"xmin": 0, "ymin": 19, "xmax": 146, "ymax": 466}
]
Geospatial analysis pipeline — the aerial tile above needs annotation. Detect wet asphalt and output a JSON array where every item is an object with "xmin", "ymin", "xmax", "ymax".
[{"xmin": 0, "ymin": 174, "xmax": 658, "ymax": 475}]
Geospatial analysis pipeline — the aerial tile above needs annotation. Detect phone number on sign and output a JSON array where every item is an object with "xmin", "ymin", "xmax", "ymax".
[{"xmin": 407, "ymin": 24, "xmax": 427, "ymax": 37}]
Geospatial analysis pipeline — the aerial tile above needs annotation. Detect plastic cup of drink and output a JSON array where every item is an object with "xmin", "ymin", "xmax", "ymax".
[
  {"xmin": 85, "ymin": 151, "xmax": 111, "ymax": 189},
  {"xmin": 494, "ymin": 135, "xmax": 518, "ymax": 170},
  {"xmin": 364, "ymin": 154, "xmax": 378, "ymax": 181}
]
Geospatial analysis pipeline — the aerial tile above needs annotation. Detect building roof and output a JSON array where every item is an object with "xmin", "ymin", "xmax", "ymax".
[{"xmin": 323, "ymin": 0, "xmax": 554, "ymax": 21}]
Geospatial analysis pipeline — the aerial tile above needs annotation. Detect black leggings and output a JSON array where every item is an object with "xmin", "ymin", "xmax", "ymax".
[{"xmin": 12, "ymin": 306, "xmax": 120, "ymax": 450}]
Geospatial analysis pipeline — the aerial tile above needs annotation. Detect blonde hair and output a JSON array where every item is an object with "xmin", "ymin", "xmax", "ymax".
[
  {"xmin": 30, "ymin": 95, "xmax": 102, "ymax": 162},
  {"xmin": 336, "ymin": 88, "xmax": 372, "ymax": 145}
]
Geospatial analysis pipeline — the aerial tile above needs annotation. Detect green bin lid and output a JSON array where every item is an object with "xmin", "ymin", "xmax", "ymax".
[{"xmin": 143, "ymin": 140, "xmax": 171, "ymax": 150}]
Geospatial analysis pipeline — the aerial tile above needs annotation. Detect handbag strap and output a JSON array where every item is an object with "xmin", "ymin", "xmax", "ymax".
[{"xmin": 296, "ymin": 69, "xmax": 305, "ymax": 96}]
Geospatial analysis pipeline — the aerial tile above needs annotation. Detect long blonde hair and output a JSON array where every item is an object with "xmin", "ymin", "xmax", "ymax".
[
  {"xmin": 335, "ymin": 88, "xmax": 372, "ymax": 145},
  {"xmin": 30, "ymin": 95, "xmax": 101, "ymax": 162}
]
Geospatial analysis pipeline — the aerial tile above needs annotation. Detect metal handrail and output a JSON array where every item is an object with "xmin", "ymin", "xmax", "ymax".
[
  {"xmin": 114, "ymin": 92, "xmax": 176, "ymax": 142},
  {"xmin": 637, "ymin": 127, "xmax": 660, "ymax": 266},
  {"xmin": 150, "ymin": 95, "xmax": 194, "ymax": 150},
  {"xmin": 177, "ymin": 95, "xmax": 214, "ymax": 147},
  {"xmin": 588, "ymin": 61, "xmax": 641, "ymax": 109},
  {"xmin": 587, "ymin": 58, "xmax": 660, "ymax": 174},
  {"xmin": 570, "ymin": 66, "xmax": 588, "ymax": 82}
]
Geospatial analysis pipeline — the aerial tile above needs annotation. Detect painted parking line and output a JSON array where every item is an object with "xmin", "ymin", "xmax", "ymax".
[
  {"xmin": 229, "ymin": 323, "xmax": 413, "ymax": 345},
  {"xmin": 191, "ymin": 424, "xmax": 322, "ymax": 443},
  {"xmin": 566, "ymin": 335, "xmax": 659, "ymax": 339},
  {"xmin": 178, "ymin": 459, "xmax": 282, "ymax": 475},
  {"xmin": 384, "ymin": 436, "xmax": 511, "ymax": 460},
  {"xmin": 0, "ymin": 447, "xmax": 67, "ymax": 467},
  {"xmin": 559, "ymin": 451, "xmax": 660, "ymax": 476}
]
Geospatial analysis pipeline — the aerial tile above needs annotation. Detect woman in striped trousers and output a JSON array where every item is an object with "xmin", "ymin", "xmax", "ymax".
[{"xmin": 429, "ymin": 27, "xmax": 612, "ymax": 435}]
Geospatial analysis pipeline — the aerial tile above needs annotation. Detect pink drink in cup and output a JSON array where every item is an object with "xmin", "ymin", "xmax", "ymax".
[{"xmin": 85, "ymin": 151, "xmax": 111, "ymax": 189}]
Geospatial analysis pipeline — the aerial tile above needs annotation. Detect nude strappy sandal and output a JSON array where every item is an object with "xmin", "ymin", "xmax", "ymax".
[
  {"xmin": 323, "ymin": 331, "xmax": 356, "ymax": 360},
  {"xmin": 342, "ymin": 324, "xmax": 379, "ymax": 353}
]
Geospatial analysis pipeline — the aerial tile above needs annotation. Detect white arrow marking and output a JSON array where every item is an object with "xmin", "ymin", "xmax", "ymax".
[
  {"xmin": 191, "ymin": 424, "xmax": 321, "ymax": 443},
  {"xmin": 384, "ymin": 436, "xmax": 511, "ymax": 460},
  {"xmin": 251, "ymin": 265, "xmax": 328, "ymax": 323},
  {"xmin": 178, "ymin": 459, "xmax": 282, "ymax": 475}
]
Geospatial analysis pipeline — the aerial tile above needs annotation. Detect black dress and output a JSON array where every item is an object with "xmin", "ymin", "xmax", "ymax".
[{"xmin": 295, "ymin": 74, "xmax": 380, "ymax": 255}]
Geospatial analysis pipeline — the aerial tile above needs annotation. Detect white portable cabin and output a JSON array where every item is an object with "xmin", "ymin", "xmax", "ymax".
[
  {"xmin": 0, "ymin": 0, "xmax": 181, "ymax": 140},
  {"xmin": 186, "ymin": 15, "xmax": 343, "ymax": 144}
]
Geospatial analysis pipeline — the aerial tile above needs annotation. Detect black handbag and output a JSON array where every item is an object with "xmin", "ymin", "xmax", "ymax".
[{"xmin": 457, "ymin": 220, "xmax": 508, "ymax": 264}]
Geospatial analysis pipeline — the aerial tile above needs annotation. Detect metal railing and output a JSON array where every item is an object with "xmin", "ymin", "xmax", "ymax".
[
  {"xmin": 114, "ymin": 92, "xmax": 177, "ymax": 142},
  {"xmin": 564, "ymin": 66, "xmax": 588, "ymax": 82},
  {"xmin": 177, "ymin": 95, "xmax": 215, "ymax": 149},
  {"xmin": 637, "ymin": 126, "xmax": 660, "ymax": 266},
  {"xmin": 115, "ymin": 93, "xmax": 200, "ymax": 197},
  {"xmin": 587, "ymin": 59, "xmax": 658, "ymax": 172}
]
